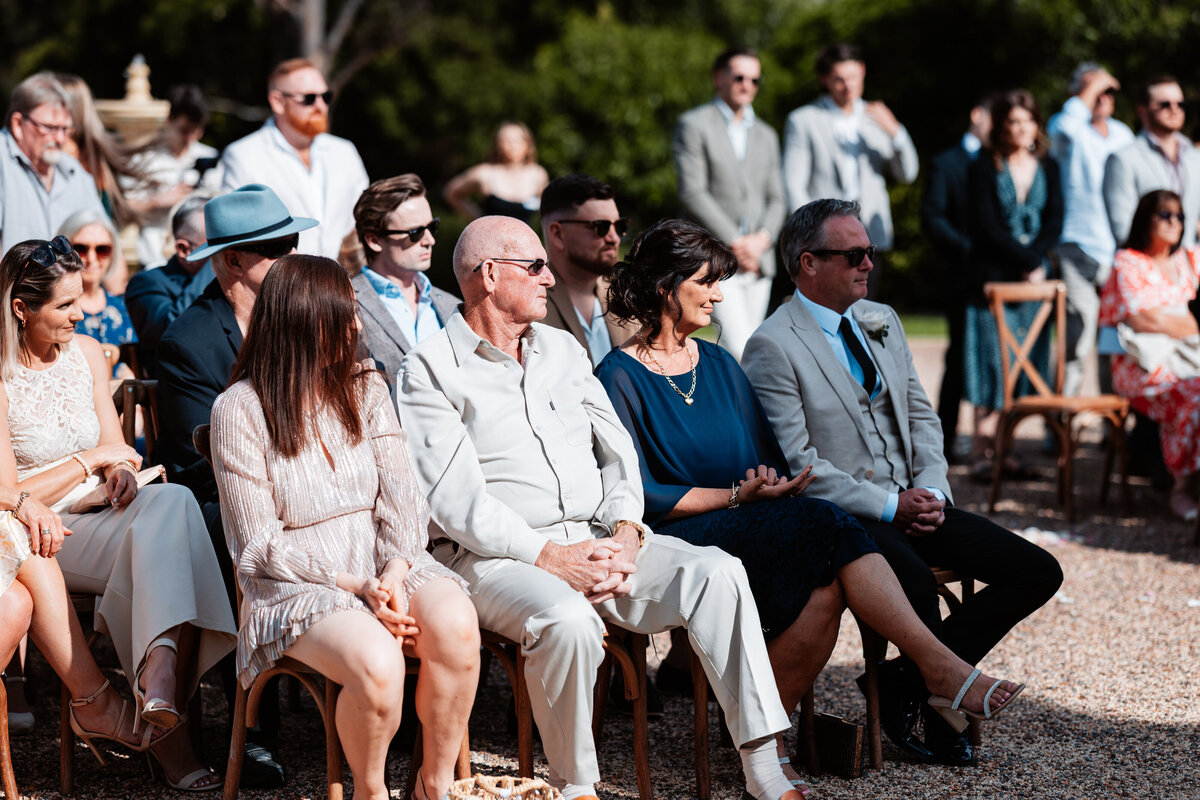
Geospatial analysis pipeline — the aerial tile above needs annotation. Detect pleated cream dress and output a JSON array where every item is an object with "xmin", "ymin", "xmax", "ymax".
[
  {"xmin": 5, "ymin": 341, "xmax": 236, "ymax": 697},
  {"xmin": 210, "ymin": 372, "xmax": 467, "ymax": 688},
  {"xmin": 0, "ymin": 512, "xmax": 31, "ymax": 596}
]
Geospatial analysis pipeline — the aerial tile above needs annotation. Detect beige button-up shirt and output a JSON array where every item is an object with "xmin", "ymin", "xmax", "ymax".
[{"xmin": 396, "ymin": 312, "xmax": 646, "ymax": 564}]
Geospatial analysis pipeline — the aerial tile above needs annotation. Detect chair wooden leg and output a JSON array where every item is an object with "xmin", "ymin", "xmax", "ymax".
[
  {"xmin": 514, "ymin": 649, "xmax": 534, "ymax": 779},
  {"xmin": 1062, "ymin": 425, "xmax": 1076, "ymax": 522},
  {"xmin": 60, "ymin": 678, "xmax": 74, "ymax": 795},
  {"xmin": 626, "ymin": 638, "xmax": 651, "ymax": 800},
  {"xmin": 223, "ymin": 684, "xmax": 249, "ymax": 800},
  {"xmin": 857, "ymin": 620, "xmax": 886, "ymax": 771},
  {"xmin": 988, "ymin": 416, "xmax": 1011, "ymax": 512},
  {"xmin": 1099, "ymin": 418, "xmax": 1117, "ymax": 507},
  {"xmin": 0, "ymin": 681, "xmax": 17, "ymax": 800},
  {"xmin": 797, "ymin": 688, "xmax": 820, "ymax": 775},
  {"xmin": 325, "ymin": 680, "xmax": 344, "ymax": 800},
  {"xmin": 591, "ymin": 651, "xmax": 614, "ymax": 745},
  {"xmin": 406, "ymin": 720, "xmax": 424, "ymax": 800},
  {"xmin": 687, "ymin": 646, "xmax": 711, "ymax": 800}
]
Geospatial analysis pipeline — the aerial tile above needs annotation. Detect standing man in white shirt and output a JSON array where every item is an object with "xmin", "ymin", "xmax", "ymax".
[
  {"xmin": 1048, "ymin": 64, "xmax": 1134, "ymax": 395},
  {"xmin": 219, "ymin": 58, "xmax": 368, "ymax": 259},
  {"xmin": 673, "ymin": 47, "xmax": 786, "ymax": 360},
  {"xmin": 396, "ymin": 215, "xmax": 801, "ymax": 800},
  {"xmin": 782, "ymin": 43, "xmax": 918, "ymax": 297}
]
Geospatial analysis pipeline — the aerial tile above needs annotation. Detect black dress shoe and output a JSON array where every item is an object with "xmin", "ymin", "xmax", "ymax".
[
  {"xmin": 240, "ymin": 741, "xmax": 286, "ymax": 789},
  {"xmin": 923, "ymin": 707, "xmax": 976, "ymax": 767},
  {"xmin": 856, "ymin": 661, "xmax": 935, "ymax": 763}
]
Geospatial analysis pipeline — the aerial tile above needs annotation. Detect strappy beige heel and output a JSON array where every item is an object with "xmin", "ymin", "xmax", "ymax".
[
  {"xmin": 928, "ymin": 668, "xmax": 1026, "ymax": 733},
  {"xmin": 135, "ymin": 637, "xmax": 181, "ymax": 731},
  {"xmin": 68, "ymin": 679, "xmax": 154, "ymax": 765}
]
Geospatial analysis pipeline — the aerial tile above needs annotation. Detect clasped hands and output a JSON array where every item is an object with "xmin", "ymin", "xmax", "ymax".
[
  {"xmin": 893, "ymin": 488, "xmax": 945, "ymax": 536},
  {"xmin": 536, "ymin": 523, "xmax": 643, "ymax": 605},
  {"xmin": 15, "ymin": 495, "xmax": 70, "ymax": 558},
  {"xmin": 736, "ymin": 464, "xmax": 814, "ymax": 503},
  {"xmin": 341, "ymin": 560, "xmax": 419, "ymax": 645}
]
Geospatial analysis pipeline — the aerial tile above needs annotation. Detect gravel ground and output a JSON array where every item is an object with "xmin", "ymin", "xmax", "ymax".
[{"xmin": 8, "ymin": 349, "xmax": 1200, "ymax": 799}]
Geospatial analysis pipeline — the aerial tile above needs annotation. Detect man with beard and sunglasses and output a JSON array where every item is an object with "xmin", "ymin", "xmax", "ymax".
[
  {"xmin": 219, "ymin": 58, "xmax": 368, "ymax": 260},
  {"xmin": 539, "ymin": 174, "xmax": 637, "ymax": 367},
  {"xmin": 350, "ymin": 174, "xmax": 460, "ymax": 397},
  {"xmin": 0, "ymin": 72, "xmax": 105, "ymax": 254}
]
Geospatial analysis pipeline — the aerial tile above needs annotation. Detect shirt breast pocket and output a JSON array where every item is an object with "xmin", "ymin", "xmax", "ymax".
[{"xmin": 547, "ymin": 384, "xmax": 592, "ymax": 447}]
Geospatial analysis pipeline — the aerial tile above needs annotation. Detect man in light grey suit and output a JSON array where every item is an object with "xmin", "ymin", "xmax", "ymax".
[
  {"xmin": 743, "ymin": 199, "xmax": 1062, "ymax": 768},
  {"xmin": 1102, "ymin": 74, "xmax": 1200, "ymax": 247},
  {"xmin": 782, "ymin": 44, "xmax": 917, "ymax": 297},
  {"xmin": 350, "ymin": 173, "xmax": 459, "ymax": 395},
  {"xmin": 673, "ymin": 46, "xmax": 786, "ymax": 359}
]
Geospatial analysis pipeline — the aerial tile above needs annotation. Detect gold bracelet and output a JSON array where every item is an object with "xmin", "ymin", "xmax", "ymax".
[
  {"xmin": 71, "ymin": 454, "xmax": 90, "ymax": 482},
  {"xmin": 113, "ymin": 459, "xmax": 137, "ymax": 475},
  {"xmin": 12, "ymin": 490, "xmax": 29, "ymax": 516},
  {"xmin": 614, "ymin": 519, "xmax": 646, "ymax": 549}
]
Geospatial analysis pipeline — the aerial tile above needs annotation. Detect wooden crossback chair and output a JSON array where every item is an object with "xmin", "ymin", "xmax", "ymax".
[
  {"xmin": 984, "ymin": 281, "xmax": 1130, "ymax": 521},
  {"xmin": 857, "ymin": 569, "xmax": 979, "ymax": 770},
  {"xmin": 193, "ymin": 425, "xmax": 469, "ymax": 800},
  {"xmin": 0, "ymin": 675, "xmax": 17, "ymax": 798},
  {"xmin": 111, "ymin": 379, "xmax": 160, "ymax": 466}
]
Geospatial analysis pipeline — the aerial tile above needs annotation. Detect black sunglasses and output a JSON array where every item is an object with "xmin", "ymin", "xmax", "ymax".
[
  {"xmin": 27, "ymin": 235, "xmax": 73, "ymax": 269},
  {"xmin": 379, "ymin": 218, "xmax": 440, "ymax": 243},
  {"xmin": 1152, "ymin": 100, "xmax": 1185, "ymax": 111},
  {"xmin": 1155, "ymin": 210, "xmax": 1185, "ymax": 223},
  {"xmin": 558, "ymin": 218, "xmax": 629, "ymax": 238},
  {"xmin": 732, "ymin": 74, "xmax": 761, "ymax": 86},
  {"xmin": 280, "ymin": 90, "xmax": 333, "ymax": 106},
  {"xmin": 473, "ymin": 257, "xmax": 548, "ymax": 275},
  {"xmin": 804, "ymin": 245, "xmax": 878, "ymax": 267}
]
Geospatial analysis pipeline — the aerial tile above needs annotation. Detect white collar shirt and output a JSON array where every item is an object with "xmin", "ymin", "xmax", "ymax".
[
  {"xmin": 820, "ymin": 95, "xmax": 865, "ymax": 201},
  {"xmin": 218, "ymin": 118, "xmax": 369, "ymax": 259},
  {"xmin": 714, "ymin": 97, "xmax": 756, "ymax": 162},
  {"xmin": 396, "ymin": 314, "xmax": 646, "ymax": 564}
]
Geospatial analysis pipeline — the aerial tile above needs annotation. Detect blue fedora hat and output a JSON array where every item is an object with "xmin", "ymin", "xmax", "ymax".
[{"xmin": 189, "ymin": 184, "xmax": 318, "ymax": 262}]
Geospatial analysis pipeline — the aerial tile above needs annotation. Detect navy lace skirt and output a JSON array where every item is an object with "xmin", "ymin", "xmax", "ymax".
[{"xmin": 656, "ymin": 496, "xmax": 879, "ymax": 640}]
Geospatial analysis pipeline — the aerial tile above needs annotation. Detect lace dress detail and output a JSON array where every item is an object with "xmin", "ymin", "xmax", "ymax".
[{"xmin": 6, "ymin": 342, "xmax": 100, "ymax": 480}]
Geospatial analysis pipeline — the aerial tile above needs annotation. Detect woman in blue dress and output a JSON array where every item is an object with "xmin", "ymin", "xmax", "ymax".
[{"xmin": 595, "ymin": 220, "xmax": 1025, "ymax": 794}]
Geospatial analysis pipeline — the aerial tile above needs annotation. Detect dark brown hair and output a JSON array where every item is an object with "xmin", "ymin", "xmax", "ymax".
[
  {"xmin": 0, "ymin": 239, "xmax": 83, "ymax": 379},
  {"xmin": 816, "ymin": 43, "xmax": 864, "ymax": 76},
  {"xmin": 228, "ymin": 254, "xmax": 370, "ymax": 457},
  {"xmin": 990, "ymin": 89, "xmax": 1047, "ymax": 165},
  {"xmin": 606, "ymin": 219, "xmax": 736, "ymax": 343},
  {"xmin": 487, "ymin": 122, "xmax": 537, "ymax": 165},
  {"xmin": 1124, "ymin": 190, "xmax": 1184, "ymax": 255},
  {"xmin": 353, "ymin": 173, "xmax": 427, "ymax": 261}
]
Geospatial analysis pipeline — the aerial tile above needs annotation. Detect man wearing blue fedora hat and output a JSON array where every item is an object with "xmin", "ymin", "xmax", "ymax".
[{"xmin": 157, "ymin": 183, "xmax": 317, "ymax": 788}]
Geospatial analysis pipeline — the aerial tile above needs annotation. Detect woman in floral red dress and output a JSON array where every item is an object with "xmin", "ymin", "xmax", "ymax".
[{"xmin": 1099, "ymin": 189, "xmax": 1200, "ymax": 520}]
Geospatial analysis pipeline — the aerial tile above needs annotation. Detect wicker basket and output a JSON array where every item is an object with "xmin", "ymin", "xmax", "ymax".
[{"xmin": 447, "ymin": 774, "xmax": 563, "ymax": 799}]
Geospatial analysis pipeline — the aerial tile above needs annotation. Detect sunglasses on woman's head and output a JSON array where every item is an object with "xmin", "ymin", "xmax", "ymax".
[
  {"xmin": 26, "ymin": 236, "xmax": 73, "ymax": 269},
  {"xmin": 72, "ymin": 242, "xmax": 113, "ymax": 258}
]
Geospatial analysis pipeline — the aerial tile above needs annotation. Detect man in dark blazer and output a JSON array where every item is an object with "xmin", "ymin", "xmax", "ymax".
[
  {"xmin": 673, "ymin": 46, "xmax": 786, "ymax": 359},
  {"xmin": 538, "ymin": 174, "xmax": 636, "ymax": 366},
  {"xmin": 125, "ymin": 194, "xmax": 214, "ymax": 378},
  {"xmin": 920, "ymin": 101, "xmax": 991, "ymax": 460},
  {"xmin": 350, "ymin": 174, "xmax": 459, "ymax": 396},
  {"xmin": 744, "ymin": 199, "xmax": 1062, "ymax": 768},
  {"xmin": 156, "ymin": 184, "xmax": 316, "ymax": 788}
]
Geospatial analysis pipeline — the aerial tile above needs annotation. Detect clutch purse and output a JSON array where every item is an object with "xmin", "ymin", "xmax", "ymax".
[{"xmin": 67, "ymin": 465, "xmax": 166, "ymax": 514}]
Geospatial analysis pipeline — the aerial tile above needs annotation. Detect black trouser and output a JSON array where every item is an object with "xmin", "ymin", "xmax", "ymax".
[
  {"xmin": 937, "ymin": 300, "xmax": 966, "ymax": 457},
  {"xmin": 858, "ymin": 508, "xmax": 1062, "ymax": 670}
]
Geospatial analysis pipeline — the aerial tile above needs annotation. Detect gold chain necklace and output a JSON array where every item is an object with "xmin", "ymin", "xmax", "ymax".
[{"xmin": 638, "ymin": 334, "xmax": 697, "ymax": 405}]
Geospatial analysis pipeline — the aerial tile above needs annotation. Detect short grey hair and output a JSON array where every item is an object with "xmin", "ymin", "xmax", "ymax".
[
  {"xmin": 1069, "ymin": 62, "xmax": 1103, "ymax": 96},
  {"xmin": 56, "ymin": 209, "xmax": 122, "ymax": 280},
  {"xmin": 7, "ymin": 72, "xmax": 69, "ymax": 125},
  {"xmin": 780, "ymin": 199, "xmax": 862, "ymax": 280},
  {"xmin": 171, "ymin": 193, "xmax": 212, "ymax": 241}
]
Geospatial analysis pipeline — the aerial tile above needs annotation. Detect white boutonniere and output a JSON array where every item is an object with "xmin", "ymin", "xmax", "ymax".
[{"xmin": 859, "ymin": 310, "xmax": 890, "ymax": 344}]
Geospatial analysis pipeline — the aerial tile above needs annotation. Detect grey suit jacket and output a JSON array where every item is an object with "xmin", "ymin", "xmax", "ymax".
[
  {"xmin": 540, "ymin": 271, "xmax": 636, "ymax": 367},
  {"xmin": 672, "ymin": 101, "xmax": 786, "ymax": 277},
  {"xmin": 350, "ymin": 269, "xmax": 460, "ymax": 396},
  {"xmin": 741, "ymin": 296, "xmax": 951, "ymax": 520},
  {"xmin": 781, "ymin": 98, "xmax": 918, "ymax": 249},
  {"xmin": 1102, "ymin": 130, "xmax": 1200, "ymax": 247}
]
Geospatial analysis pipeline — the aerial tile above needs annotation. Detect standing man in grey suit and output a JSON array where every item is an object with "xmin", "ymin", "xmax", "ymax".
[
  {"xmin": 350, "ymin": 174, "xmax": 460, "ymax": 395},
  {"xmin": 1103, "ymin": 74, "xmax": 1200, "ymax": 248},
  {"xmin": 673, "ymin": 46, "xmax": 786, "ymax": 360},
  {"xmin": 539, "ymin": 174, "xmax": 636, "ymax": 366},
  {"xmin": 742, "ymin": 199, "xmax": 1062, "ymax": 768},
  {"xmin": 782, "ymin": 43, "xmax": 917, "ymax": 297}
]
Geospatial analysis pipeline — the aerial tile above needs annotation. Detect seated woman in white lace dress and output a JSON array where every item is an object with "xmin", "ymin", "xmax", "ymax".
[
  {"xmin": 211, "ymin": 254, "xmax": 479, "ymax": 800},
  {"xmin": 0, "ymin": 237, "xmax": 236, "ymax": 791}
]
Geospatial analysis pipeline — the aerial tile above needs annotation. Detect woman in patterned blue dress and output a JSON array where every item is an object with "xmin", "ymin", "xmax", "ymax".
[{"xmin": 964, "ymin": 90, "xmax": 1063, "ymax": 479}]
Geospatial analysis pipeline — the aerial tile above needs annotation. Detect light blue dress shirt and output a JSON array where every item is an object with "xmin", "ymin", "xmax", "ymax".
[
  {"xmin": 573, "ymin": 296, "xmax": 613, "ymax": 367},
  {"xmin": 793, "ymin": 290, "xmax": 944, "ymax": 522},
  {"xmin": 360, "ymin": 266, "xmax": 442, "ymax": 346}
]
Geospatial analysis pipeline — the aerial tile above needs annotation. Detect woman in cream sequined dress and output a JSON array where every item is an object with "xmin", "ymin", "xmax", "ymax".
[{"xmin": 211, "ymin": 254, "xmax": 479, "ymax": 800}]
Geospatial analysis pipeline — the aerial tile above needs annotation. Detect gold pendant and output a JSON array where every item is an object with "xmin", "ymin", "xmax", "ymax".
[{"xmin": 684, "ymin": 397, "xmax": 694, "ymax": 405}]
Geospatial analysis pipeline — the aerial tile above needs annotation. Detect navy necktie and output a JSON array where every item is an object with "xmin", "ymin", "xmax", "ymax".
[{"xmin": 839, "ymin": 316, "xmax": 877, "ymax": 395}]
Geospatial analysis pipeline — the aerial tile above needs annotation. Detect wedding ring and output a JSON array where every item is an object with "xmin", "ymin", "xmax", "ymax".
[{"xmin": 39, "ymin": 528, "xmax": 50, "ymax": 534}]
